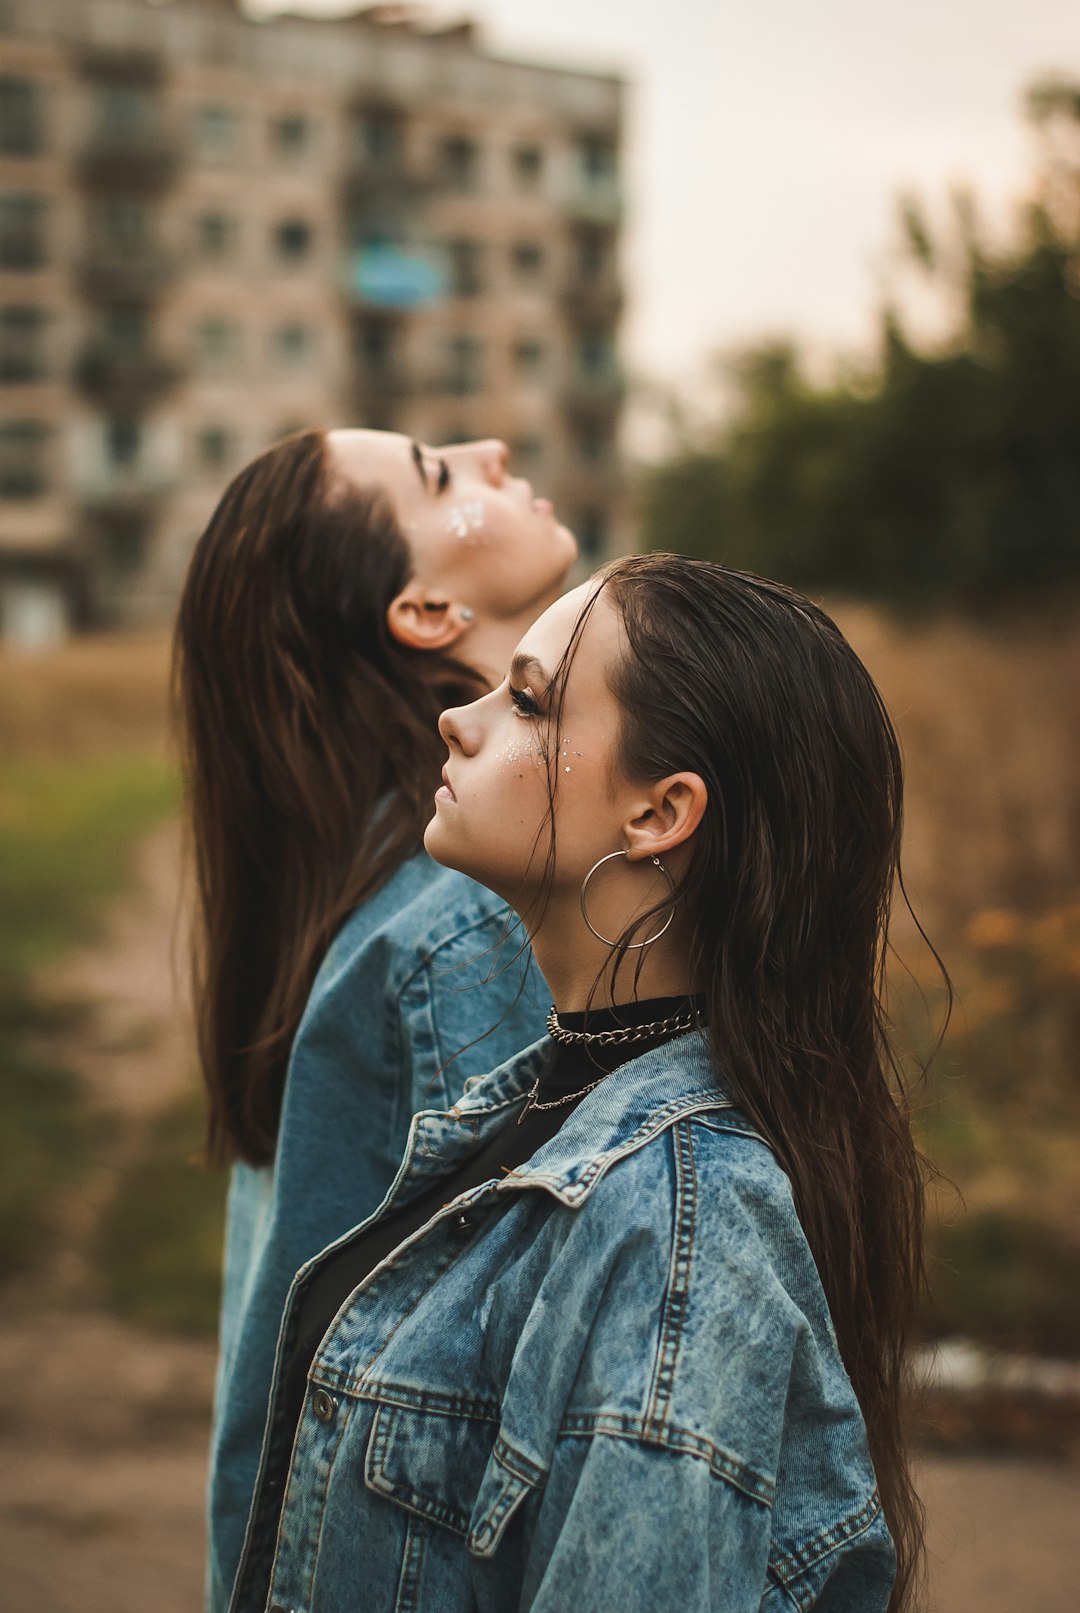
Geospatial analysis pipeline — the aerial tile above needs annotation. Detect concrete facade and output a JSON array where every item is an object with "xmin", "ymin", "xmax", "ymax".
[{"xmin": 0, "ymin": 0, "xmax": 625, "ymax": 638}]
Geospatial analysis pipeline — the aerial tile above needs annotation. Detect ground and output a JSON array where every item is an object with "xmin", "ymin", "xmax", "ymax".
[{"xmin": 0, "ymin": 818, "xmax": 1077, "ymax": 1611}]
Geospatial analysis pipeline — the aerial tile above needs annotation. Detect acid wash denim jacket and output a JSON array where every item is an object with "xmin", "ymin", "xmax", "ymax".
[
  {"xmin": 207, "ymin": 852, "xmax": 547, "ymax": 1613},
  {"xmin": 229, "ymin": 1030, "xmax": 894, "ymax": 1613}
]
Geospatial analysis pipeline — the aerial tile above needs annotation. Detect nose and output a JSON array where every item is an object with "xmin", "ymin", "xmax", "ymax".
[
  {"xmin": 445, "ymin": 438, "xmax": 509, "ymax": 488},
  {"xmin": 439, "ymin": 689, "xmax": 488, "ymax": 757}
]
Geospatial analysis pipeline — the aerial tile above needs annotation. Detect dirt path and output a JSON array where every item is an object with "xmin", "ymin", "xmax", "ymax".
[{"xmin": 1, "ymin": 822, "xmax": 1078, "ymax": 1611}]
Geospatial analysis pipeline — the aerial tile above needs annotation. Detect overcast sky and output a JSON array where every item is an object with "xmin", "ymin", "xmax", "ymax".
[{"xmin": 254, "ymin": 1, "xmax": 1080, "ymax": 390}]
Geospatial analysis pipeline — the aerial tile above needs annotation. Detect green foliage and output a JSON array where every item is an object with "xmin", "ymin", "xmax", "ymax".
[
  {"xmin": 96, "ymin": 1093, "xmax": 226, "ymax": 1335},
  {"xmin": 0, "ymin": 751, "xmax": 179, "ymax": 1276},
  {"xmin": 643, "ymin": 81, "xmax": 1080, "ymax": 605}
]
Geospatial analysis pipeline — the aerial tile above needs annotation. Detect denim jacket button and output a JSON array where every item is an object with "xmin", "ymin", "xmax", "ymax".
[
  {"xmin": 269, "ymin": 1605, "xmax": 293, "ymax": 1613},
  {"xmin": 311, "ymin": 1388, "xmax": 338, "ymax": 1424}
]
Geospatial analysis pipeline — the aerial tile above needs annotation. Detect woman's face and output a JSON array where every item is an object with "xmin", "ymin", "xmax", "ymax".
[
  {"xmin": 424, "ymin": 580, "xmax": 635, "ymax": 906},
  {"xmin": 326, "ymin": 429, "xmax": 578, "ymax": 622}
]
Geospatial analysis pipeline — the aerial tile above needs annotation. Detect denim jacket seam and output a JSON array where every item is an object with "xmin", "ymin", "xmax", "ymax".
[
  {"xmin": 644, "ymin": 1119, "xmax": 698, "ymax": 1433},
  {"xmin": 556, "ymin": 1415, "xmax": 775, "ymax": 1507},
  {"xmin": 767, "ymin": 1488, "xmax": 884, "ymax": 1589},
  {"xmin": 392, "ymin": 904, "xmax": 515, "ymax": 1002},
  {"xmin": 315, "ymin": 1379, "xmax": 503, "ymax": 1424}
]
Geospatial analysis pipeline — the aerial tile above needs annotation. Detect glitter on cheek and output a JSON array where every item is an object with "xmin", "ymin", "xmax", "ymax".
[{"xmin": 446, "ymin": 500, "xmax": 488, "ymax": 543}]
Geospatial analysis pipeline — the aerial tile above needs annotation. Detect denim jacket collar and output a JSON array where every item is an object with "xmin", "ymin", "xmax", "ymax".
[{"xmin": 371, "ymin": 1030, "xmax": 744, "ymax": 1224}]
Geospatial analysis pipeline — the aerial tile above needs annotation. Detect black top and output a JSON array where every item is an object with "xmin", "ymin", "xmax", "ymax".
[{"xmin": 279, "ymin": 995, "xmax": 703, "ymax": 1440}]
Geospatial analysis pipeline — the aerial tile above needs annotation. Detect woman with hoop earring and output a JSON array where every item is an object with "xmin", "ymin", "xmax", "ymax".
[{"xmin": 227, "ymin": 555, "xmax": 931, "ymax": 1613}]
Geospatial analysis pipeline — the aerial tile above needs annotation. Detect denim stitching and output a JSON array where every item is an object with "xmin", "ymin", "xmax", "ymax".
[
  {"xmin": 556, "ymin": 1415, "xmax": 774, "ymax": 1506},
  {"xmin": 768, "ymin": 1489, "xmax": 883, "ymax": 1592},
  {"xmin": 367, "ymin": 1405, "xmax": 473, "ymax": 1536},
  {"xmin": 392, "ymin": 1514, "xmax": 428, "ymax": 1613},
  {"xmin": 645, "ymin": 1120, "xmax": 697, "ymax": 1436}
]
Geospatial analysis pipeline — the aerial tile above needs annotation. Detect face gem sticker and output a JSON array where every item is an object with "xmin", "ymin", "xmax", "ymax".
[{"xmin": 446, "ymin": 501, "xmax": 487, "ymax": 541}]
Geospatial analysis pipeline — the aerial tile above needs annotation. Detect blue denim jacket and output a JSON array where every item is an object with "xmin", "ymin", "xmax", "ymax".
[
  {"xmin": 230, "ymin": 1031, "xmax": 894, "ymax": 1613},
  {"xmin": 207, "ymin": 852, "xmax": 547, "ymax": 1612}
]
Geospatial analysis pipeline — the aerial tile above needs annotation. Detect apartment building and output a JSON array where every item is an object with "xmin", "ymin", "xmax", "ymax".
[{"xmin": 0, "ymin": 0, "xmax": 625, "ymax": 640}]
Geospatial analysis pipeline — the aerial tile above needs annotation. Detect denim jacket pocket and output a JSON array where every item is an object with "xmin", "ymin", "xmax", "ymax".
[{"xmin": 363, "ymin": 1400, "xmax": 542, "ymax": 1561}]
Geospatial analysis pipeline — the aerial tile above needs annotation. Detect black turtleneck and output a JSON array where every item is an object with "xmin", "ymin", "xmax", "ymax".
[{"xmin": 278, "ymin": 995, "xmax": 703, "ymax": 1445}]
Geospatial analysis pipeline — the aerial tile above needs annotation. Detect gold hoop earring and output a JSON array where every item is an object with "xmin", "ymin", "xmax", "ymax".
[{"xmin": 579, "ymin": 851, "xmax": 677, "ymax": 950}]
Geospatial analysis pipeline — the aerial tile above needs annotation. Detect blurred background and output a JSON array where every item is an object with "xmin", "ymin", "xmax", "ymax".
[{"xmin": 1, "ymin": 1, "xmax": 1078, "ymax": 1609}]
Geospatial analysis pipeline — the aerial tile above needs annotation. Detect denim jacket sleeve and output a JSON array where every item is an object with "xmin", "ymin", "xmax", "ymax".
[
  {"xmin": 484, "ymin": 1113, "xmax": 894, "ymax": 1612},
  {"xmin": 520, "ymin": 1433, "xmax": 891, "ymax": 1611}
]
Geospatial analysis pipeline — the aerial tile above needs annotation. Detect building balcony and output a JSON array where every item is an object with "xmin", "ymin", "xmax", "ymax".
[
  {"xmin": 73, "ymin": 346, "xmax": 185, "ymax": 407},
  {"xmin": 75, "ymin": 248, "xmax": 179, "ymax": 305},
  {"xmin": 560, "ymin": 274, "xmax": 625, "ymax": 324},
  {"xmin": 75, "ymin": 46, "xmax": 167, "ymax": 88},
  {"xmin": 75, "ymin": 129, "xmax": 184, "ymax": 191},
  {"xmin": 342, "ymin": 160, "xmax": 433, "ymax": 211},
  {"xmin": 565, "ymin": 178, "xmax": 623, "ymax": 228},
  {"xmin": 560, "ymin": 370, "xmax": 626, "ymax": 421},
  {"xmin": 75, "ymin": 465, "xmax": 175, "ymax": 527}
]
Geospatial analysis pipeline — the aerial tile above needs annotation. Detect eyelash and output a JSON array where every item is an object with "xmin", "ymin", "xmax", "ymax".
[
  {"xmin": 435, "ymin": 458, "xmax": 450, "ymax": 493},
  {"xmin": 508, "ymin": 684, "xmax": 542, "ymax": 718}
]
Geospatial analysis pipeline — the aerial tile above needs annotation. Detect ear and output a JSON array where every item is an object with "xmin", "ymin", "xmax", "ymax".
[
  {"xmin": 386, "ymin": 582, "xmax": 474, "ymax": 651},
  {"xmin": 621, "ymin": 773, "xmax": 707, "ymax": 862}
]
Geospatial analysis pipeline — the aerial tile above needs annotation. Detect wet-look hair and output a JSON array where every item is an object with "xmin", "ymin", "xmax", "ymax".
[
  {"xmin": 173, "ymin": 429, "xmax": 486, "ymax": 1167},
  {"xmin": 533, "ymin": 553, "xmax": 943, "ymax": 1613}
]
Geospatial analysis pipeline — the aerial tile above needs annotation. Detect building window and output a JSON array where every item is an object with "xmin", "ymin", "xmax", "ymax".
[
  {"xmin": 0, "ymin": 76, "xmax": 43, "ymax": 156},
  {"xmin": 195, "ymin": 103, "xmax": 238, "ymax": 161},
  {"xmin": 102, "ymin": 307, "xmax": 147, "ymax": 357},
  {"xmin": 577, "ymin": 236, "xmax": 608, "ymax": 280},
  {"xmin": 0, "ymin": 194, "xmax": 46, "ymax": 269},
  {"xmin": 446, "ymin": 334, "xmax": 483, "ymax": 396},
  {"xmin": 274, "ymin": 219, "xmax": 313, "ymax": 263},
  {"xmin": 0, "ymin": 420, "xmax": 48, "ymax": 497},
  {"xmin": 513, "ymin": 338, "xmax": 545, "ymax": 378},
  {"xmin": 578, "ymin": 132, "xmax": 617, "ymax": 183},
  {"xmin": 105, "ymin": 417, "xmax": 140, "ymax": 468},
  {"xmin": 197, "ymin": 423, "xmax": 232, "ymax": 469},
  {"xmin": 273, "ymin": 114, "xmax": 311, "ymax": 157},
  {"xmin": 511, "ymin": 240, "xmax": 544, "ymax": 279},
  {"xmin": 93, "ymin": 84, "xmax": 158, "ymax": 141},
  {"xmin": 197, "ymin": 316, "xmax": 240, "ymax": 369},
  {"xmin": 273, "ymin": 322, "xmax": 316, "ymax": 368},
  {"xmin": 445, "ymin": 238, "xmax": 483, "ymax": 298},
  {"xmin": 578, "ymin": 331, "xmax": 616, "ymax": 378},
  {"xmin": 90, "ymin": 196, "xmax": 149, "ymax": 253},
  {"xmin": 511, "ymin": 435, "xmax": 544, "ymax": 475},
  {"xmin": 355, "ymin": 109, "xmax": 401, "ymax": 167},
  {"xmin": 579, "ymin": 425, "xmax": 608, "ymax": 465},
  {"xmin": 197, "ymin": 210, "xmax": 235, "ymax": 257},
  {"xmin": 512, "ymin": 144, "xmax": 543, "ymax": 188},
  {"xmin": 576, "ymin": 507, "xmax": 607, "ymax": 560},
  {"xmin": 0, "ymin": 306, "xmax": 46, "ymax": 381},
  {"xmin": 438, "ymin": 135, "xmax": 478, "ymax": 192}
]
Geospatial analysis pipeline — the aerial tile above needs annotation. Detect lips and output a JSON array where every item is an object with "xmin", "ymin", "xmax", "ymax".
[
  {"xmin": 532, "ymin": 495, "xmax": 553, "ymax": 516},
  {"xmin": 439, "ymin": 766, "xmax": 457, "ymax": 802}
]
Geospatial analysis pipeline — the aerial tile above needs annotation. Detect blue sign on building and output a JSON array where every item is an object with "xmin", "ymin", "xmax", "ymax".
[{"xmin": 349, "ymin": 242, "xmax": 447, "ymax": 308}]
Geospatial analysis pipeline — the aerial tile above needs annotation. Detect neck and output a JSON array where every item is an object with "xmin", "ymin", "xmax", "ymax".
[
  {"xmin": 457, "ymin": 592, "xmax": 564, "ymax": 691},
  {"xmin": 525, "ymin": 892, "xmax": 694, "ymax": 1014}
]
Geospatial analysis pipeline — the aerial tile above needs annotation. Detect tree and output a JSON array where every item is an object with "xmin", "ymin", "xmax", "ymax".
[{"xmin": 642, "ymin": 80, "xmax": 1080, "ymax": 606}]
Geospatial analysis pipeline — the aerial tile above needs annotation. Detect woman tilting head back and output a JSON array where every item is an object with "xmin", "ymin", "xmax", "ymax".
[
  {"xmin": 424, "ymin": 553, "xmax": 929, "ymax": 1609},
  {"xmin": 175, "ymin": 428, "xmax": 574, "ymax": 1166},
  {"xmin": 225, "ymin": 550, "xmax": 934, "ymax": 1613},
  {"xmin": 174, "ymin": 427, "xmax": 575, "ymax": 1612}
]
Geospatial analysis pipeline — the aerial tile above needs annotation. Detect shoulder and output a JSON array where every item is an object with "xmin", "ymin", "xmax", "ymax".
[
  {"xmin": 306, "ymin": 852, "xmax": 511, "ymax": 1007},
  {"xmin": 544, "ymin": 1106, "xmax": 877, "ymax": 1498}
]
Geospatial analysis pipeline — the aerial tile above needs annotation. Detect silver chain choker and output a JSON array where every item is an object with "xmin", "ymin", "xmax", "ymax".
[{"xmin": 545, "ymin": 1003, "xmax": 696, "ymax": 1048}]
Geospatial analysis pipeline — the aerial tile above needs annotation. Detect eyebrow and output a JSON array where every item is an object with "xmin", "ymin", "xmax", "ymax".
[
  {"xmin": 509, "ymin": 652, "xmax": 552, "ymax": 692},
  {"xmin": 409, "ymin": 440, "xmax": 427, "ymax": 490}
]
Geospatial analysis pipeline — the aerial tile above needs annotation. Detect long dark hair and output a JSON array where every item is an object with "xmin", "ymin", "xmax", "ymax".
[
  {"xmin": 173, "ymin": 430, "xmax": 485, "ymax": 1167},
  {"xmin": 538, "ymin": 553, "xmax": 936, "ymax": 1612}
]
